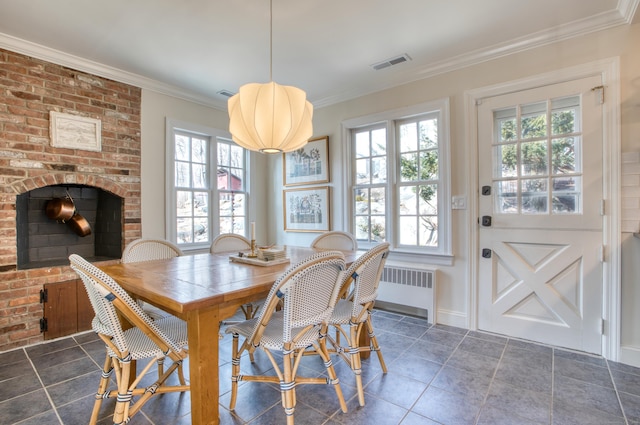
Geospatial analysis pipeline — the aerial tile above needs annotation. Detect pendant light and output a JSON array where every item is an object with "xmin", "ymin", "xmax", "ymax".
[{"xmin": 228, "ymin": 0, "xmax": 313, "ymax": 154}]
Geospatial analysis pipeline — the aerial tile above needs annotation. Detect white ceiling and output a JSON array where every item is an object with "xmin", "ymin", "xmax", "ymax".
[{"xmin": 0, "ymin": 0, "xmax": 638, "ymax": 110}]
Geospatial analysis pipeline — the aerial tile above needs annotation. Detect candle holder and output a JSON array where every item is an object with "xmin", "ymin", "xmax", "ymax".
[{"xmin": 247, "ymin": 239, "xmax": 258, "ymax": 258}]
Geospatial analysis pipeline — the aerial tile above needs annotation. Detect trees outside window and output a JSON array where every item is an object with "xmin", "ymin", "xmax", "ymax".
[
  {"xmin": 168, "ymin": 124, "xmax": 248, "ymax": 249},
  {"xmin": 348, "ymin": 99, "xmax": 451, "ymax": 258}
]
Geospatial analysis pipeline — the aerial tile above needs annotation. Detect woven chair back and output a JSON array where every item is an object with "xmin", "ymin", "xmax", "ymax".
[
  {"xmin": 250, "ymin": 251, "xmax": 346, "ymax": 344},
  {"xmin": 69, "ymin": 254, "xmax": 183, "ymax": 355},
  {"xmin": 210, "ymin": 233, "xmax": 251, "ymax": 253},
  {"xmin": 310, "ymin": 231, "xmax": 358, "ymax": 251},
  {"xmin": 121, "ymin": 238, "xmax": 183, "ymax": 263},
  {"xmin": 344, "ymin": 242, "xmax": 390, "ymax": 318}
]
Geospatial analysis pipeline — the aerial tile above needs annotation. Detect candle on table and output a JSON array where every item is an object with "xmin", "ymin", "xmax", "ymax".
[{"xmin": 250, "ymin": 222, "xmax": 255, "ymax": 241}]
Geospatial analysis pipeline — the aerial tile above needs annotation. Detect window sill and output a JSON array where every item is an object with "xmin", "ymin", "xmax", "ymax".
[{"xmin": 385, "ymin": 249, "xmax": 454, "ymax": 267}]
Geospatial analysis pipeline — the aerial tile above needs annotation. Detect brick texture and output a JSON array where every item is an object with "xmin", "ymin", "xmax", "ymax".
[{"xmin": 0, "ymin": 48, "xmax": 142, "ymax": 352}]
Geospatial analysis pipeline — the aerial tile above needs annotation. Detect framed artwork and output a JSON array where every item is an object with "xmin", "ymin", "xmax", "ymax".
[
  {"xmin": 50, "ymin": 111, "xmax": 102, "ymax": 152},
  {"xmin": 283, "ymin": 186, "xmax": 330, "ymax": 232},
  {"xmin": 283, "ymin": 136, "xmax": 329, "ymax": 186}
]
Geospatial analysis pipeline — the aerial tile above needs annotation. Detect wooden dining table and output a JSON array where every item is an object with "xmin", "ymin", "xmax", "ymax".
[{"xmin": 98, "ymin": 245, "xmax": 360, "ymax": 425}]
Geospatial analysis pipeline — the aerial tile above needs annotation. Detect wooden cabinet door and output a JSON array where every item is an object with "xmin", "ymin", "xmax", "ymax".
[{"xmin": 43, "ymin": 279, "xmax": 94, "ymax": 339}]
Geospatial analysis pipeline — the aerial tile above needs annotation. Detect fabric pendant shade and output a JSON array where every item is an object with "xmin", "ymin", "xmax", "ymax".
[{"xmin": 228, "ymin": 81, "xmax": 313, "ymax": 153}]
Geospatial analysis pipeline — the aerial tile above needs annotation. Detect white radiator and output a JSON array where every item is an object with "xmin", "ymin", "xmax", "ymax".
[{"xmin": 376, "ymin": 265, "xmax": 436, "ymax": 323}]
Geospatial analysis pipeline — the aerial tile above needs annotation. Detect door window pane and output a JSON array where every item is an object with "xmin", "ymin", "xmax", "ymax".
[{"xmin": 492, "ymin": 96, "xmax": 582, "ymax": 216}]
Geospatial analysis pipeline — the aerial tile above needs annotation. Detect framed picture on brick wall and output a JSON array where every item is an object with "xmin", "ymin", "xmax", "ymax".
[{"xmin": 50, "ymin": 111, "xmax": 102, "ymax": 152}]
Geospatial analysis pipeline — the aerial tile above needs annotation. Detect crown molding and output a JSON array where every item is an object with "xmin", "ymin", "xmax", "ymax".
[
  {"xmin": 0, "ymin": 32, "xmax": 228, "ymax": 111},
  {"xmin": 1, "ymin": 0, "xmax": 637, "ymax": 112},
  {"xmin": 312, "ymin": 3, "xmax": 638, "ymax": 108}
]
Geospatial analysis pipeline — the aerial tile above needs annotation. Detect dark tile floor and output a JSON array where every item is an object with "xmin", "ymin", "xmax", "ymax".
[{"xmin": 2, "ymin": 309, "xmax": 640, "ymax": 424}]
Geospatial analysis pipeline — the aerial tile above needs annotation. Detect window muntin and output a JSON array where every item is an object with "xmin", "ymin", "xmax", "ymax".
[
  {"xmin": 353, "ymin": 126, "xmax": 387, "ymax": 243},
  {"xmin": 350, "ymin": 104, "xmax": 449, "ymax": 256},
  {"xmin": 397, "ymin": 115, "xmax": 440, "ymax": 248},
  {"xmin": 175, "ymin": 132, "xmax": 210, "ymax": 244},
  {"xmin": 217, "ymin": 140, "xmax": 247, "ymax": 235},
  {"xmin": 170, "ymin": 127, "xmax": 248, "ymax": 249},
  {"xmin": 493, "ymin": 95, "xmax": 582, "ymax": 215}
]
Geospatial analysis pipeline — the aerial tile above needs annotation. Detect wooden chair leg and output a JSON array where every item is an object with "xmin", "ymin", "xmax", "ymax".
[
  {"xmin": 90, "ymin": 353, "xmax": 112, "ymax": 425},
  {"xmin": 317, "ymin": 335, "xmax": 347, "ymax": 413},
  {"xmin": 366, "ymin": 315, "xmax": 387, "ymax": 373},
  {"xmin": 229, "ymin": 334, "xmax": 240, "ymax": 410},
  {"xmin": 281, "ymin": 347, "xmax": 296, "ymax": 425},
  {"xmin": 349, "ymin": 322, "xmax": 366, "ymax": 406},
  {"xmin": 112, "ymin": 356, "xmax": 133, "ymax": 425}
]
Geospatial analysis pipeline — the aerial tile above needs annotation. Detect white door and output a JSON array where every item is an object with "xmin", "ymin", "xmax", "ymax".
[{"xmin": 477, "ymin": 75, "xmax": 604, "ymax": 354}]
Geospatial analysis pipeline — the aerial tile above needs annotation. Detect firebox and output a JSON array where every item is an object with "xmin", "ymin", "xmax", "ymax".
[{"xmin": 16, "ymin": 184, "xmax": 123, "ymax": 269}]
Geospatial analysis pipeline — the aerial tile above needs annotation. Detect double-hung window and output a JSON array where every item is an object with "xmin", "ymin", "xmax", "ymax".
[
  {"xmin": 167, "ymin": 120, "xmax": 249, "ymax": 250},
  {"xmin": 346, "ymin": 99, "xmax": 451, "ymax": 263}
]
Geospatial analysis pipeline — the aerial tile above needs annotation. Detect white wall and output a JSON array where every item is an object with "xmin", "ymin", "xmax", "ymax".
[
  {"xmin": 140, "ymin": 91, "xmax": 269, "ymax": 243},
  {"xmin": 265, "ymin": 22, "xmax": 640, "ymax": 345},
  {"xmin": 140, "ymin": 22, "xmax": 640, "ymax": 362}
]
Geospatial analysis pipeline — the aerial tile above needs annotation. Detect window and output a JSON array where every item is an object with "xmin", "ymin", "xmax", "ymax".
[
  {"xmin": 166, "ymin": 120, "xmax": 249, "ymax": 250},
  {"xmin": 492, "ymin": 96, "xmax": 582, "ymax": 215},
  {"xmin": 346, "ymin": 99, "xmax": 451, "ymax": 261},
  {"xmin": 217, "ymin": 140, "xmax": 248, "ymax": 234},
  {"xmin": 174, "ymin": 131, "xmax": 209, "ymax": 245}
]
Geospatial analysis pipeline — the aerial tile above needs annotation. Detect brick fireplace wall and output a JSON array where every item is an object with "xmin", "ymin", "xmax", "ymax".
[{"xmin": 0, "ymin": 48, "xmax": 142, "ymax": 351}]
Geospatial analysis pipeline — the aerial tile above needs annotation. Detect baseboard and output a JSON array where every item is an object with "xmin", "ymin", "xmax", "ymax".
[
  {"xmin": 375, "ymin": 301, "xmax": 429, "ymax": 321},
  {"xmin": 620, "ymin": 345, "xmax": 640, "ymax": 368},
  {"xmin": 435, "ymin": 309, "xmax": 467, "ymax": 329}
]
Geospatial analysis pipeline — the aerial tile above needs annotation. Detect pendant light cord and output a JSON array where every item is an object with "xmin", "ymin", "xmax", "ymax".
[{"xmin": 269, "ymin": 0, "xmax": 273, "ymax": 82}]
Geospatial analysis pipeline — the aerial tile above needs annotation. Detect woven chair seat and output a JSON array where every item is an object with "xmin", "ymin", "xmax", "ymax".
[
  {"xmin": 328, "ymin": 299, "xmax": 367, "ymax": 325},
  {"xmin": 226, "ymin": 312, "xmax": 323, "ymax": 351},
  {"xmin": 101, "ymin": 315, "xmax": 188, "ymax": 360}
]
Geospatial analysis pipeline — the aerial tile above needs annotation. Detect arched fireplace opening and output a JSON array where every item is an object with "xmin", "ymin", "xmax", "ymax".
[{"xmin": 16, "ymin": 184, "xmax": 123, "ymax": 270}]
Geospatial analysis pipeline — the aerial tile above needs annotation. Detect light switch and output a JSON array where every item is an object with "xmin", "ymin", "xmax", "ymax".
[{"xmin": 452, "ymin": 195, "xmax": 467, "ymax": 210}]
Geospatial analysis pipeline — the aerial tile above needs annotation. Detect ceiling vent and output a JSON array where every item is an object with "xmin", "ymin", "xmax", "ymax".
[
  {"xmin": 217, "ymin": 90, "xmax": 236, "ymax": 98},
  {"xmin": 371, "ymin": 54, "xmax": 412, "ymax": 71}
]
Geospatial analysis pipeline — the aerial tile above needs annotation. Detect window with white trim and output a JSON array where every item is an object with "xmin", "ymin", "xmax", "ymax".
[
  {"xmin": 216, "ymin": 140, "xmax": 248, "ymax": 235},
  {"xmin": 346, "ymin": 99, "xmax": 451, "ymax": 259},
  {"xmin": 167, "ymin": 121, "xmax": 249, "ymax": 250}
]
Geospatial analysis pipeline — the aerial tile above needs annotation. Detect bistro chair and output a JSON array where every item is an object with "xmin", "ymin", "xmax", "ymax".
[
  {"xmin": 311, "ymin": 230, "xmax": 358, "ymax": 251},
  {"xmin": 69, "ymin": 254, "xmax": 189, "ymax": 425},
  {"xmin": 121, "ymin": 238, "xmax": 183, "ymax": 320},
  {"xmin": 225, "ymin": 251, "xmax": 348, "ymax": 425},
  {"xmin": 324, "ymin": 242, "xmax": 390, "ymax": 406},
  {"xmin": 211, "ymin": 233, "xmax": 262, "ymax": 320},
  {"xmin": 210, "ymin": 233, "xmax": 258, "ymax": 345},
  {"xmin": 210, "ymin": 233, "xmax": 251, "ymax": 255}
]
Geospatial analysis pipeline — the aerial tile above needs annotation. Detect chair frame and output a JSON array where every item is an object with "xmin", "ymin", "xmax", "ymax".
[
  {"xmin": 121, "ymin": 238, "xmax": 183, "ymax": 321},
  {"xmin": 225, "ymin": 251, "xmax": 348, "ymax": 425},
  {"xmin": 69, "ymin": 254, "xmax": 189, "ymax": 425},
  {"xmin": 310, "ymin": 230, "xmax": 358, "ymax": 251},
  {"xmin": 323, "ymin": 242, "xmax": 390, "ymax": 406}
]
